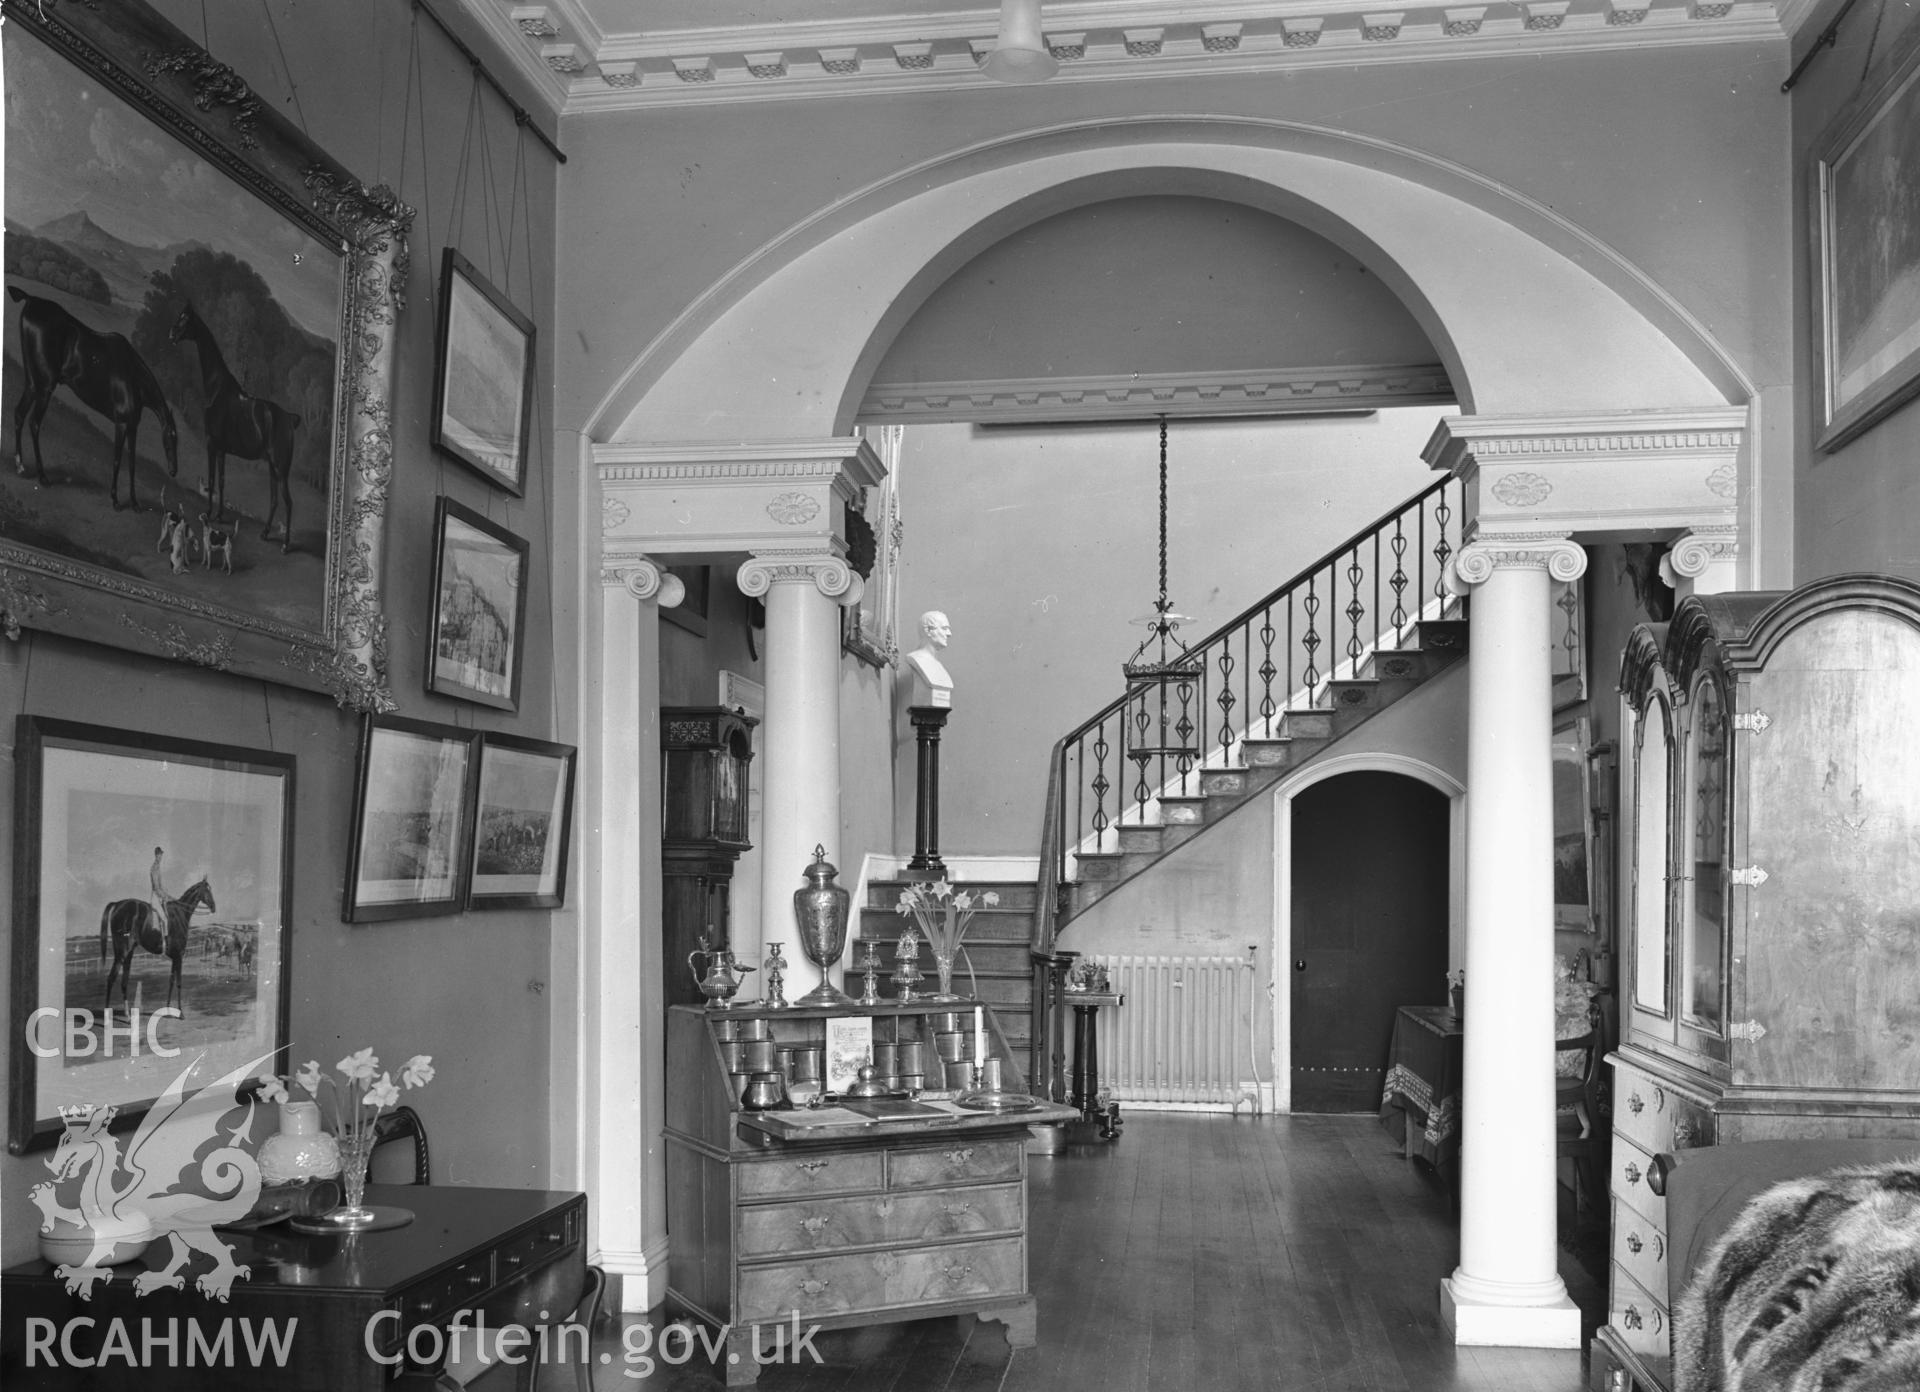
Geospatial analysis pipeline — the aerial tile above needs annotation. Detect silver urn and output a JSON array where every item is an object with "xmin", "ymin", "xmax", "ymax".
[{"xmin": 792, "ymin": 845, "xmax": 854, "ymax": 1006}]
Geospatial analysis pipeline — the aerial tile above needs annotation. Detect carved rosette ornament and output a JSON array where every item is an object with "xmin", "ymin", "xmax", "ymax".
[
  {"xmin": 1490, "ymin": 471, "xmax": 1554, "ymax": 507},
  {"xmin": 738, "ymin": 553, "xmax": 865, "ymax": 607},
  {"xmin": 766, "ymin": 492, "xmax": 822, "ymax": 525},
  {"xmin": 601, "ymin": 555, "xmax": 684, "ymax": 608},
  {"xmin": 1447, "ymin": 534, "xmax": 1588, "ymax": 591}
]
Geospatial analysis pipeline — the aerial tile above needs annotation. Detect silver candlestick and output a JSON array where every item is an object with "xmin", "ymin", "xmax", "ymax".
[
  {"xmin": 857, "ymin": 941, "xmax": 885, "ymax": 1006},
  {"xmin": 762, "ymin": 941, "xmax": 790, "ymax": 1009}
]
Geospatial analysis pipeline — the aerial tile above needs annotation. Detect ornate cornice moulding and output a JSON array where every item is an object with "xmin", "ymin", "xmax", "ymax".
[
  {"xmin": 1422, "ymin": 407, "xmax": 1749, "ymax": 475},
  {"xmin": 461, "ymin": 0, "xmax": 1785, "ymax": 114},
  {"xmin": 595, "ymin": 438, "xmax": 886, "ymax": 493},
  {"xmin": 858, "ymin": 364, "xmax": 1454, "ymax": 425}
]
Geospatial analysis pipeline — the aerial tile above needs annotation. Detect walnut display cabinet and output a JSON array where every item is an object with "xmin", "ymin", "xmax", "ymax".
[
  {"xmin": 662, "ymin": 707, "xmax": 756, "ymax": 1009},
  {"xmin": 1591, "ymin": 574, "xmax": 1920, "ymax": 1392},
  {"xmin": 665, "ymin": 1002, "xmax": 1075, "ymax": 1386}
]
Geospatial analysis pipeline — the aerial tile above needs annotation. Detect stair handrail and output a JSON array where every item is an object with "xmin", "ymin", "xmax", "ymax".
[{"xmin": 1029, "ymin": 472, "xmax": 1462, "ymax": 978}]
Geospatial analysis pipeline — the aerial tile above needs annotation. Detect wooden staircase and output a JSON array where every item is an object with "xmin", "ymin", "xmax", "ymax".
[
  {"xmin": 856, "ymin": 879, "xmax": 1040, "ymax": 1068},
  {"xmin": 1063, "ymin": 616, "xmax": 1467, "ymax": 919}
]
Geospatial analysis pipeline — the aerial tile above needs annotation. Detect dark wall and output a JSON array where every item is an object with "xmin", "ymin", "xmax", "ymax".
[{"xmin": 1, "ymin": 0, "xmax": 562, "ymax": 1261}]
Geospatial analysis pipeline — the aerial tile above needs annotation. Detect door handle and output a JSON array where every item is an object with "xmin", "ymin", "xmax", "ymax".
[{"xmin": 1294, "ymin": 960, "xmax": 1306, "ymax": 972}]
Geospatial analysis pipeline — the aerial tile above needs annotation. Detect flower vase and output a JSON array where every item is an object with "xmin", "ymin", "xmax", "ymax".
[
  {"xmin": 929, "ymin": 946, "xmax": 960, "ymax": 1002},
  {"xmin": 328, "ymin": 1130, "xmax": 379, "ymax": 1228}
]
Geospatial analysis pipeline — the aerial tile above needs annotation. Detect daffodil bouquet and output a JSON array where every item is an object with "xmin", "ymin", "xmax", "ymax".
[
  {"xmin": 896, "ymin": 879, "xmax": 1001, "ymax": 985},
  {"xmin": 258, "ymin": 1049, "xmax": 434, "ymax": 1157}
]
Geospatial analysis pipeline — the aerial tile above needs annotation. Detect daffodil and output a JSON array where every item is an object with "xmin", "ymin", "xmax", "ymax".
[
  {"xmin": 255, "ymin": 1073, "xmax": 289, "ymax": 1104},
  {"xmin": 401, "ymin": 1055, "xmax": 435, "ymax": 1089},
  {"xmin": 364, "ymin": 1073, "xmax": 401, "ymax": 1110},
  {"xmin": 337, "ymin": 1047, "xmax": 379, "ymax": 1082},
  {"xmin": 295, "ymin": 1060, "xmax": 323, "ymax": 1094}
]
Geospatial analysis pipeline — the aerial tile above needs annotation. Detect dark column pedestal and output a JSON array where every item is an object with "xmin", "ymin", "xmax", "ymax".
[
  {"xmin": 1066, "ymin": 991, "xmax": 1125, "ymax": 1142},
  {"xmin": 907, "ymin": 705, "xmax": 949, "ymax": 880}
]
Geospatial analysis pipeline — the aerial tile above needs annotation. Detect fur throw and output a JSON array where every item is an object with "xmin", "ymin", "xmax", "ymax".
[{"xmin": 1674, "ymin": 1158, "xmax": 1920, "ymax": 1392}]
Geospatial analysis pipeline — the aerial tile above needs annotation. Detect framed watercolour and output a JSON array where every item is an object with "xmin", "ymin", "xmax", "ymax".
[
  {"xmin": 1811, "ymin": 24, "xmax": 1920, "ymax": 451},
  {"xmin": 427, "ymin": 498, "xmax": 530, "ymax": 712},
  {"xmin": 10, "ymin": 716, "xmax": 294, "ymax": 1153},
  {"xmin": 1551, "ymin": 714, "xmax": 1595, "ymax": 933},
  {"xmin": 0, "ymin": 0, "xmax": 410, "ymax": 710},
  {"xmin": 343, "ymin": 715, "xmax": 478, "ymax": 923},
  {"xmin": 431, "ymin": 249, "xmax": 535, "ymax": 496},
  {"xmin": 468, "ymin": 733, "xmax": 577, "ymax": 910}
]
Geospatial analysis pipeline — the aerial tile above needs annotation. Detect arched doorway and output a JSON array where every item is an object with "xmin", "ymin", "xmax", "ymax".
[{"xmin": 1289, "ymin": 771, "xmax": 1450, "ymax": 1112}]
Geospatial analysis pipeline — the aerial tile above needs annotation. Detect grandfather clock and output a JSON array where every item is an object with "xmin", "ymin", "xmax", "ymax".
[{"xmin": 661, "ymin": 707, "xmax": 756, "ymax": 1008}]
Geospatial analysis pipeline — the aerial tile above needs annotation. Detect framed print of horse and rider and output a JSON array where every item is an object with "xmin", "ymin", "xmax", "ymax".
[
  {"xmin": 8, "ymin": 716, "xmax": 293, "ymax": 1154},
  {"xmin": 0, "ymin": 0, "xmax": 411, "ymax": 710}
]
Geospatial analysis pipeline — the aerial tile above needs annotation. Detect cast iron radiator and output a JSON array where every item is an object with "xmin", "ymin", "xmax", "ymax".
[{"xmin": 1083, "ymin": 952, "xmax": 1262, "ymax": 1111}]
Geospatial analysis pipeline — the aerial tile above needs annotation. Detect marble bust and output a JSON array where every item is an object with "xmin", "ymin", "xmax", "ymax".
[{"xmin": 903, "ymin": 610, "xmax": 953, "ymax": 709}]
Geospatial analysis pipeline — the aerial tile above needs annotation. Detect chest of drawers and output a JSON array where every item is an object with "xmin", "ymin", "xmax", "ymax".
[{"xmin": 664, "ymin": 1004, "xmax": 1074, "ymax": 1387}]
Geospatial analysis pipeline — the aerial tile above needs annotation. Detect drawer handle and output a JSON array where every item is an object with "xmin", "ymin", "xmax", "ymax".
[
  {"xmin": 797, "ymin": 1160, "xmax": 831, "ymax": 1175},
  {"xmin": 940, "ymin": 1263, "xmax": 973, "ymax": 1285},
  {"xmin": 944, "ymin": 1148, "xmax": 974, "ymax": 1166},
  {"xmin": 505, "ymin": 1253, "xmax": 524, "ymax": 1268},
  {"xmin": 1652, "ymin": 1085, "xmax": 1666, "ymax": 1112},
  {"xmin": 465, "ymin": 1269, "xmax": 487, "ymax": 1289},
  {"xmin": 798, "ymin": 1278, "xmax": 830, "ymax": 1297},
  {"xmin": 1624, "ymin": 1304, "xmax": 1643, "ymax": 1331},
  {"xmin": 1624, "ymin": 1161, "xmax": 1642, "ymax": 1186},
  {"xmin": 943, "ymin": 1202, "xmax": 974, "ymax": 1219},
  {"xmin": 1628, "ymin": 1092, "xmax": 1644, "ymax": 1115},
  {"xmin": 1653, "ymin": 1233, "xmax": 1666, "ymax": 1261},
  {"xmin": 1626, "ymin": 1232, "xmax": 1642, "ymax": 1255},
  {"xmin": 801, "ymin": 1216, "xmax": 831, "ymax": 1235}
]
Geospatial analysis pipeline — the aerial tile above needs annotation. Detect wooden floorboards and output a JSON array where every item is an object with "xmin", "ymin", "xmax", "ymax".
[{"xmin": 581, "ymin": 1112, "xmax": 1605, "ymax": 1390}]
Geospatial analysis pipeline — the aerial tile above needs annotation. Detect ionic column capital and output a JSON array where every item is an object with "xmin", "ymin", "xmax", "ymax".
[
  {"xmin": 738, "ymin": 550, "xmax": 865, "ymax": 607},
  {"xmin": 1446, "ymin": 533, "xmax": 1587, "ymax": 592},
  {"xmin": 1660, "ymin": 525, "xmax": 1740, "ymax": 590},
  {"xmin": 600, "ymin": 552, "xmax": 685, "ymax": 607}
]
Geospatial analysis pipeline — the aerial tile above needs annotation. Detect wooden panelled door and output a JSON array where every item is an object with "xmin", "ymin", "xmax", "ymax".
[{"xmin": 1291, "ymin": 771, "xmax": 1450, "ymax": 1112}]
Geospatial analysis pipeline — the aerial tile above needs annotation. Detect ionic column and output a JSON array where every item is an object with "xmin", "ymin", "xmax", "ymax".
[
  {"xmin": 737, "ymin": 552, "xmax": 863, "ymax": 989},
  {"xmin": 585, "ymin": 554, "xmax": 681, "ymax": 1311},
  {"xmin": 1442, "ymin": 533, "xmax": 1585, "ymax": 1349}
]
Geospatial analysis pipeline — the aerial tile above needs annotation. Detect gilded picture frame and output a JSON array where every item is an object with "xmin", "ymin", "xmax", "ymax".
[
  {"xmin": 1811, "ymin": 23, "xmax": 1920, "ymax": 451},
  {"xmin": 0, "ymin": 0, "xmax": 410, "ymax": 711}
]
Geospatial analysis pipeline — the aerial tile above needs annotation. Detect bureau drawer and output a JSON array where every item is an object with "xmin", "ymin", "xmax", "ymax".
[
  {"xmin": 1608, "ymin": 1262, "xmax": 1670, "ymax": 1360},
  {"xmin": 739, "ymin": 1151, "xmax": 885, "ymax": 1199},
  {"xmin": 1611, "ymin": 1194, "xmax": 1669, "ymax": 1307},
  {"xmin": 736, "ymin": 1236, "xmax": 1024, "ymax": 1325},
  {"xmin": 1611, "ymin": 1133, "xmax": 1664, "ymax": 1233},
  {"xmin": 887, "ymin": 1140, "xmax": 1022, "ymax": 1190},
  {"xmin": 404, "ymin": 1253, "xmax": 494, "ymax": 1326},
  {"xmin": 497, "ymin": 1210, "xmax": 577, "ymax": 1281},
  {"xmin": 1612, "ymin": 1060, "xmax": 1714, "ymax": 1156},
  {"xmin": 737, "ymin": 1183, "xmax": 1023, "ymax": 1259}
]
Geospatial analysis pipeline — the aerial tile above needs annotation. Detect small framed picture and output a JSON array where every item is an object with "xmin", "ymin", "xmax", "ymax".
[
  {"xmin": 431, "ymin": 247, "xmax": 535, "ymax": 495},
  {"xmin": 467, "ymin": 733, "xmax": 577, "ymax": 911},
  {"xmin": 343, "ymin": 715, "xmax": 479, "ymax": 923},
  {"xmin": 427, "ymin": 497, "xmax": 530, "ymax": 712},
  {"xmin": 10, "ymin": 716, "xmax": 294, "ymax": 1153},
  {"xmin": 1552, "ymin": 714, "xmax": 1596, "ymax": 934}
]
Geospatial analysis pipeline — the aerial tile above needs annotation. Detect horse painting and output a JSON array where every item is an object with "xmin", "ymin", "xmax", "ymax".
[
  {"xmin": 100, "ymin": 876, "xmax": 215, "ymax": 1020},
  {"xmin": 9, "ymin": 287, "xmax": 179, "ymax": 509},
  {"xmin": 168, "ymin": 303, "xmax": 301, "ymax": 552}
]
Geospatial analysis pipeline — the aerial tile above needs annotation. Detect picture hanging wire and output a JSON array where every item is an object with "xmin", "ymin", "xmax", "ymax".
[
  {"xmin": 258, "ymin": 1, "xmax": 311, "ymax": 139},
  {"xmin": 411, "ymin": 0, "xmax": 567, "ymax": 164}
]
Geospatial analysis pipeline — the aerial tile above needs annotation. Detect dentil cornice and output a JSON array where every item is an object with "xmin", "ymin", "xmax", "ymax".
[
  {"xmin": 595, "ymin": 438, "xmax": 886, "ymax": 499},
  {"xmin": 857, "ymin": 364, "xmax": 1453, "ymax": 425},
  {"xmin": 1421, "ymin": 408, "xmax": 1748, "ymax": 476},
  {"xmin": 459, "ymin": 0, "xmax": 1786, "ymax": 114}
]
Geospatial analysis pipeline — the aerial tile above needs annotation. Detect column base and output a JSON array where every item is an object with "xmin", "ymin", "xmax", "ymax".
[{"xmin": 1440, "ymin": 1277, "xmax": 1582, "ymax": 1348}]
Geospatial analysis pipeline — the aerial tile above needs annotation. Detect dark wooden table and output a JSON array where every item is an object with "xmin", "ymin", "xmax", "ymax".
[
  {"xmin": 1, "ymin": 1185, "xmax": 585, "ymax": 1390},
  {"xmin": 1379, "ymin": 1004, "xmax": 1463, "ymax": 1178}
]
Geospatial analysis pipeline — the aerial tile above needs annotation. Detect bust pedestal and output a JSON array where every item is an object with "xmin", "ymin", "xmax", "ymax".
[{"xmin": 907, "ymin": 706, "xmax": 949, "ymax": 881}]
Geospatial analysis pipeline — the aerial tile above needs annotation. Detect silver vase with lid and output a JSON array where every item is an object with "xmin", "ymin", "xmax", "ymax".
[{"xmin": 792, "ymin": 844, "xmax": 855, "ymax": 1006}]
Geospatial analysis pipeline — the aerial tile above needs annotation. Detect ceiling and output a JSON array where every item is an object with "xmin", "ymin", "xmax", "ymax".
[{"xmin": 457, "ymin": 0, "xmax": 1819, "ymax": 113}]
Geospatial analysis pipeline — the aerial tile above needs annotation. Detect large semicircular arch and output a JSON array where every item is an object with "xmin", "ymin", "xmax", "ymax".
[{"xmin": 592, "ymin": 115, "xmax": 1751, "ymax": 443}]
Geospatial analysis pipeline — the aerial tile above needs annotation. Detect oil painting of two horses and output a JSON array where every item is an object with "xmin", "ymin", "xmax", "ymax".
[{"xmin": 2, "ymin": 34, "xmax": 341, "ymax": 636}]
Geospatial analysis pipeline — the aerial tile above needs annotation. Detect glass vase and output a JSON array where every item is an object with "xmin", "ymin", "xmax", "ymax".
[
  {"xmin": 324, "ymin": 1130, "xmax": 379, "ymax": 1228},
  {"xmin": 929, "ymin": 946, "xmax": 960, "ymax": 1002}
]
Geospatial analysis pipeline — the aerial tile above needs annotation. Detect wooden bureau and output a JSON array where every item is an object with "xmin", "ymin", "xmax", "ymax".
[
  {"xmin": 1590, "ymin": 576, "xmax": 1920, "ymax": 1392},
  {"xmin": 664, "ymin": 1002, "xmax": 1075, "ymax": 1386}
]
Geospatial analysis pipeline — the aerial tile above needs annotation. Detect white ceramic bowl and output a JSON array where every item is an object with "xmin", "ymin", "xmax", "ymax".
[{"xmin": 40, "ymin": 1212, "xmax": 154, "ymax": 1267}]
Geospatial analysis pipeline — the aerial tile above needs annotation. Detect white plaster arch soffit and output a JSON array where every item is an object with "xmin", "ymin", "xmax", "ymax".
[
  {"xmin": 595, "ymin": 116, "xmax": 1751, "ymax": 445},
  {"xmin": 1276, "ymin": 750, "xmax": 1465, "ymax": 804}
]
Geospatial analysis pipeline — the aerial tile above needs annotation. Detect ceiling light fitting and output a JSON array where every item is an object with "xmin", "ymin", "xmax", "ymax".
[
  {"xmin": 1122, "ymin": 416, "xmax": 1202, "ymax": 687},
  {"xmin": 982, "ymin": 0, "xmax": 1059, "ymax": 84}
]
